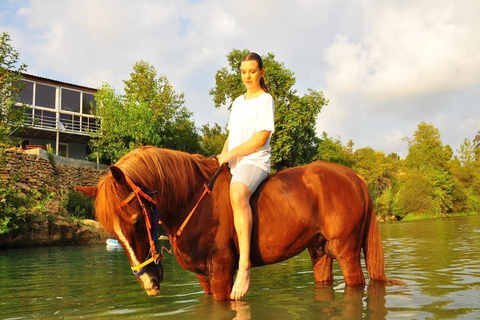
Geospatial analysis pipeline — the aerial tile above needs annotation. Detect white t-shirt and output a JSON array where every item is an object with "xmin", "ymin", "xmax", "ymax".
[{"xmin": 227, "ymin": 93, "xmax": 275, "ymax": 174}]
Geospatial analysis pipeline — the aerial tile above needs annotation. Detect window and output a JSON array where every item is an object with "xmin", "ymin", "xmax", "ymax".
[
  {"xmin": 35, "ymin": 83, "xmax": 56, "ymax": 109},
  {"xmin": 85, "ymin": 117, "xmax": 98, "ymax": 131},
  {"xmin": 37, "ymin": 110, "xmax": 56, "ymax": 128},
  {"xmin": 61, "ymin": 88, "xmax": 80, "ymax": 112},
  {"xmin": 60, "ymin": 113, "xmax": 73, "ymax": 130},
  {"xmin": 82, "ymin": 93, "xmax": 96, "ymax": 114},
  {"xmin": 58, "ymin": 143, "xmax": 68, "ymax": 158},
  {"xmin": 16, "ymin": 80, "xmax": 34, "ymax": 105},
  {"xmin": 73, "ymin": 115, "xmax": 81, "ymax": 131}
]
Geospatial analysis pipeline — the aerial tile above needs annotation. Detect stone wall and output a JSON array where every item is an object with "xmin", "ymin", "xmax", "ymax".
[
  {"xmin": 0, "ymin": 148, "xmax": 111, "ymax": 247},
  {"xmin": 0, "ymin": 148, "xmax": 105, "ymax": 191}
]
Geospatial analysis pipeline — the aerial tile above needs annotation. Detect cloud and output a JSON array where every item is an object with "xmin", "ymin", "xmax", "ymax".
[
  {"xmin": 1, "ymin": 0, "xmax": 478, "ymax": 157},
  {"xmin": 319, "ymin": 0, "xmax": 480, "ymax": 155},
  {"xmin": 325, "ymin": 0, "xmax": 480, "ymax": 101}
]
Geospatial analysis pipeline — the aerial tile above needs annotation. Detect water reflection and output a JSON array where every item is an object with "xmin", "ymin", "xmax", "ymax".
[
  {"xmin": 196, "ymin": 282, "xmax": 389, "ymax": 320},
  {"xmin": 1, "ymin": 216, "xmax": 480, "ymax": 319},
  {"xmin": 312, "ymin": 283, "xmax": 386, "ymax": 319}
]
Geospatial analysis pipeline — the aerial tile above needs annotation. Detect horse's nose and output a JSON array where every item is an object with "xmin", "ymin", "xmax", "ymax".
[{"xmin": 146, "ymin": 284, "xmax": 159, "ymax": 296}]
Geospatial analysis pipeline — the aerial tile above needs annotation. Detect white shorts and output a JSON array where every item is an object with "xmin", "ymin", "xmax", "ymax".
[{"xmin": 230, "ymin": 164, "xmax": 268, "ymax": 194}]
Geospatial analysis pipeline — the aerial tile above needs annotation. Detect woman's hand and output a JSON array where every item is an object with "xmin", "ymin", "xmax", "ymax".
[{"xmin": 216, "ymin": 152, "xmax": 231, "ymax": 166}]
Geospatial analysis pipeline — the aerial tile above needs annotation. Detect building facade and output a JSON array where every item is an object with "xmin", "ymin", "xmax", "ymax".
[{"xmin": 15, "ymin": 74, "xmax": 99, "ymax": 161}]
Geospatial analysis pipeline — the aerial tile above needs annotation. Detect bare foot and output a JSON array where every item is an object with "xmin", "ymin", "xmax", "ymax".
[{"xmin": 230, "ymin": 269, "xmax": 250, "ymax": 300}]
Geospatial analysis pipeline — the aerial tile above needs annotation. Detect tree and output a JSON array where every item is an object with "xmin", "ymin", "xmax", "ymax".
[
  {"xmin": 123, "ymin": 60, "xmax": 201, "ymax": 153},
  {"xmin": 0, "ymin": 32, "xmax": 28, "ymax": 147},
  {"xmin": 200, "ymin": 123, "xmax": 227, "ymax": 157},
  {"xmin": 397, "ymin": 172, "xmax": 434, "ymax": 217},
  {"xmin": 404, "ymin": 121, "xmax": 451, "ymax": 171},
  {"xmin": 353, "ymin": 147, "xmax": 395, "ymax": 201},
  {"xmin": 210, "ymin": 49, "xmax": 328, "ymax": 171},
  {"xmin": 315, "ymin": 132, "xmax": 353, "ymax": 167},
  {"xmin": 90, "ymin": 61, "xmax": 200, "ymax": 162},
  {"xmin": 473, "ymin": 130, "xmax": 480, "ymax": 161},
  {"xmin": 457, "ymin": 138, "xmax": 476, "ymax": 167},
  {"xmin": 90, "ymin": 82, "xmax": 161, "ymax": 162},
  {"xmin": 402, "ymin": 122, "xmax": 454, "ymax": 216}
]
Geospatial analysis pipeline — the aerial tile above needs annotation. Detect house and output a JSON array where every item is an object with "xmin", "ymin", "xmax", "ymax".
[{"xmin": 15, "ymin": 73, "xmax": 99, "ymax": 162}]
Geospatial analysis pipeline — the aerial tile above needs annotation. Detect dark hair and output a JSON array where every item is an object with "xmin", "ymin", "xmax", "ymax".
[{"xmin": 242, "ymin": 52, "xmax": 268, "ymax": 93}]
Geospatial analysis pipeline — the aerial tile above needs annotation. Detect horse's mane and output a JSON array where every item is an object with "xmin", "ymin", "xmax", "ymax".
[{"xmin": 95, "ymin": 146, "xmax": 218, "ymax": 233}]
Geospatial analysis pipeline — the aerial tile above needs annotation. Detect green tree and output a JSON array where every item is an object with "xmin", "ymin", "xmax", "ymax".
[
  {"xmin": 457, "ymin": 138, "xmax": 476, "ymax": 167},
  {"xmin": 315, "ymin": 132, "xmax": 353, "ymax": 167},
  {"xmin": 397, "ymin": 172, "xmax": 435, "ymax": 217},
  {"xmin": 90, "ymin": 61, "xmax": 200, "ymax": 162},
  {"xmin": 473, "ymin": 130, "xmax": 480, "ymax": 161},
  {"xmin": 0, "ymin": 32, "xmax": 28, "ymax": 147},
  {"xmin": 402, "ymin": 122, "xmax": 454, "ymax": 216},
  {"xmin": 404, "ymin": 121, "xmax": 451, "ymax": 171},
  {"xmin": 200, "ymin": 123, "xmax": 227, "ymax": 157},
  {"xmin": 353, "ymin": 147, "xmax": 395, "ymax": 201},
  {"xmin": 123, "ymin": 60, "xmax": 201, "ymax": 153},
  {"xmin": 449, "ymin": 134, "xmax": 480, "ymax": 214},
  {"xmin": 210, "ymin": 49, "xmax": 328, "ymax": 171}
]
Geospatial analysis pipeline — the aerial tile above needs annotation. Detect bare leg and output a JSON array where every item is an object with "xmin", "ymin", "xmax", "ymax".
[{"xmin": 229, "ymin": 182, "xmax": 252, "ymax": 300}]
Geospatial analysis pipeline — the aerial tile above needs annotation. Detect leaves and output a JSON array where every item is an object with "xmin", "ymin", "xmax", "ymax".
[
  {"xmin": 0, "ymin": 32, "xmax": 28, "ymax": 146},
  {"xmin": 89, "ymin": 61, "xmax": 200, "ymax": 162},
  {"xmin": 200, "ymin": 123, "xmax": 227, "ymax": 157}
]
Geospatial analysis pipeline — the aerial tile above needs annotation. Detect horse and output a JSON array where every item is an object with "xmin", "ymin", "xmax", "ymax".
[{"xmin": 76, "ymin": 146, "xmax": 403, "ymax": 300}]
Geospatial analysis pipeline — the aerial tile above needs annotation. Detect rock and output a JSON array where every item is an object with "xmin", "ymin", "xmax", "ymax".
[{"xmin": 0, "ymin": 215, "xmax": 112, "ymax": 248}]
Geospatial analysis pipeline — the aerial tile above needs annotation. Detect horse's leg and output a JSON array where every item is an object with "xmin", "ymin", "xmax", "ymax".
[
  {"xmin": 326, "ymin": 239, "xmax": 365, "ymax": 286},
  {"xmin": 209, "ymin": 254, "xmax": 236, "ymax": 300},
  {"xmin": 196, "ymin": 273, "xmax": 212, "ymax": 295},
  {"xmin": 308, "ymin": 242, "xmax": 334, "ymax": 283}
]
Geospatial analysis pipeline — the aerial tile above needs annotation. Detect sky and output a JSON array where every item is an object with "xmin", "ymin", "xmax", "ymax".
[{"xmin": 1, "ymin": 0, "xmax": 479, "ymax": 158}]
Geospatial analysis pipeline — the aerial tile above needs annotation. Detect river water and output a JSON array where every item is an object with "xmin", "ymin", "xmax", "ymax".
[{"xmin": 1, "ymin": 215, "xmax": 479, "ymax": 319}]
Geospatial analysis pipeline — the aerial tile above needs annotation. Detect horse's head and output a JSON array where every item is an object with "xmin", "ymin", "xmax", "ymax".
[{"xmin": 76, "ymin": 165, "xmax": 165, "ymax": 296}]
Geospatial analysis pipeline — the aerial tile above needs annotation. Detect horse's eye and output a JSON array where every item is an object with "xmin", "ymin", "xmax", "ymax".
[{"xmin": 134, "ymin": 215, "xmax": 143, "ymax": 226}]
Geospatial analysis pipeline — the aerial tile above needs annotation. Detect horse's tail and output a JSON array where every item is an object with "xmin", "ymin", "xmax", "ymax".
[{"xmin": 363, "ymin": 206, "xmax": 406, "ymax": 286}]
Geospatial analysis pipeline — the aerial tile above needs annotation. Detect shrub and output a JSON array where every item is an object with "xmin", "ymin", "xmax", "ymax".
[
  {"xmin": 0, "ymin": 176, "xmax": 51, "ymax": 234},
  {"xmin": 397, "ymin": 172, "xmax": 434, "ymax": 218},
  {"xmin": 63, "ymin": 190, "xmax": 95, "ymax": 220}
]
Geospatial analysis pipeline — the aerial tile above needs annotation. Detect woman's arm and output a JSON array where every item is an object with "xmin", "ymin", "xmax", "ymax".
[{"xmin": 217, "ymin": 130, "xmax": 271, "ymax": 165}]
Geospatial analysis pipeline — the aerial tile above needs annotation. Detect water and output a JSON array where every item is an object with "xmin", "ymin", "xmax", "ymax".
[{"xmin": 1, "ymin": 215, "xmax": 479, "ymax": 319}]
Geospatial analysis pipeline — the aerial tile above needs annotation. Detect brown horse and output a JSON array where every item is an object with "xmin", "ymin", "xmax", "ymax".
[{"xmin": 76, "ymin": 146, "xmax": 403, "ymax": 300}]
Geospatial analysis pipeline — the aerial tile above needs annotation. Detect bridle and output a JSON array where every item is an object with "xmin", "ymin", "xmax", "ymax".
[
  {"xmin": 117, "ymin": 174, "xmax": 166, "ymax": 277},
  {"xmin": 116, "ymin": 164, "xmax": 224, "ymax": 277}
]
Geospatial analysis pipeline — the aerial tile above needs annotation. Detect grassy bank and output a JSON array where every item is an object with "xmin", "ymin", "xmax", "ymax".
[{"xmin": 402, "ymin": 211, "xmax": 479, "ymax": 221}]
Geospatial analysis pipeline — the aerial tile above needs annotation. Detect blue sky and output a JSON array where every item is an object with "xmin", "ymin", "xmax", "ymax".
[{"xmin": 1, "ymin": 0, "xmax": 479, "ymax": 157}]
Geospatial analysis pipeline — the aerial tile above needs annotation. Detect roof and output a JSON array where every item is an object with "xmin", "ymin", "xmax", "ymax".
[{"xmin": 21, "ymin": 72, "xmax": 98, "ymax": 92}]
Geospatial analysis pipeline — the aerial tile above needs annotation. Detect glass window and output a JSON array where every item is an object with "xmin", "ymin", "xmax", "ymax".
[
  {"xmin": 88, "ymin": 117, "xmax": 98, "ymax": 131},
  {"xmin": 16, "ymin": 80, "xmax": 34, "ymax": 105},
  {"xmin": 35, "ymin": 83, "xmax": 56, "ymax": 109},
  {"xmin": 43, "ymin": 111, "xmax": 56, "ymax": 128},
  {"xmin": 73, "ymin": 115, "xmax": 81, "ymax": 131},
  {"xmin": 82, "ymin": 92, "xmax": 96, "ymax": 114},
  {"xmin": 60, "ymin": 113, "xmax": 73, "ymax": 130},
  {"xmin": 61, "ymin": 88, "xmax": 80, "ymax": 112},
  {"xmin": 58, "ymin": 143, "xmax": 68, "ymax": 158}
]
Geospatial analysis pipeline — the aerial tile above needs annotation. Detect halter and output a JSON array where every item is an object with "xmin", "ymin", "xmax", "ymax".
[
  {"xmin": 116, "ymin": 164, "xmax": 224, "ymax": 276},
  {"xmin": 117, "ymin": 174, "xmax": 165, "ymax": 277}
]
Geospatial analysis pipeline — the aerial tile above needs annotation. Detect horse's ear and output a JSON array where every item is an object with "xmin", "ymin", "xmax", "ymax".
[
  {"xmin": 110, "ymin": 166, "xmax": 127, "ymax": 185},
  {"xmin": 75, "ymin": 186, "xmax": 97, "ymax": 197}
]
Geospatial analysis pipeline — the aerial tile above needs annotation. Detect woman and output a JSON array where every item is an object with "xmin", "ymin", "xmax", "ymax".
[{"xmin": 217, "ymin": 52, "xmax": 275, "ymax": 300}]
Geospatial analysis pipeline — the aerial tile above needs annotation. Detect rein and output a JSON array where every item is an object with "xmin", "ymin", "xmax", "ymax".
[
  {"xmin": 172, "ymin": 163, "xmax": 224, "ymax": 244},
  {"xmin": 117, "ymin": 164, "xmax": 224, "ymax": 276}
]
